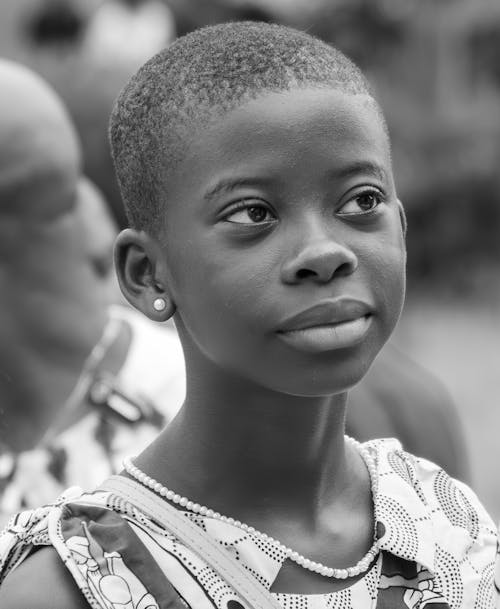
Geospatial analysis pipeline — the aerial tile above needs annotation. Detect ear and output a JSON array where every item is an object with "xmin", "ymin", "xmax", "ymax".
[
  {"xmin": 114, "ymin": 229, "xmax": 176, "ymax": 322},
  {"xmin": 397, "ymin": 199, "xmax": 407, "ymax": 238}
]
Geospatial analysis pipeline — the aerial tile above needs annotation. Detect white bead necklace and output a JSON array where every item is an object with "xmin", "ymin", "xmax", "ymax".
[{"xmin": 123, "ymin": 436, "xmax": 379, "ymax": 580}]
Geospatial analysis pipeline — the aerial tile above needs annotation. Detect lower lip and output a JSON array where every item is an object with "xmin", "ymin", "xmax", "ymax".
[{"xmin": 277, "ymin": 315, "xmax": 372, "ymax": 353}]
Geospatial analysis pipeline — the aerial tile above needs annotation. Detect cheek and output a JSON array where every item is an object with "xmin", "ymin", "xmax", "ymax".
[
  {"xmin": 167, "ymin": 238, "xmax": 272, "ymax": 352},
  {"xmin": 363, "ymin": 234, "xmax": 406, "ymax": 326}
]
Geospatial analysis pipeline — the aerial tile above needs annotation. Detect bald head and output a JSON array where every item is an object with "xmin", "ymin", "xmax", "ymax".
[
  {"xmin": 0, "ymin": 60, "xmax": 80, "ymax": 220},
  {"xmin": 0, "ymin": 63, "xmax": 110, "ymax": 355}
]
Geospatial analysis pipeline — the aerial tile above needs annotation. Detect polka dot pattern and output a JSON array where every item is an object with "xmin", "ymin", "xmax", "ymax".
[
  {"xmin": 377, "ymin": 495, "xmax": 419, "ymax": 559},
  {"xmin": 433, "ymin": 546, "xmax": 463, "ymax": 609},
  {"xmin": 324, "ymin": 587, "xmax": 351, "ymax": 608},
  {"xmin": 473, "ymin": 561, "xmax": 495, "ymax": 609},
  {"xmin": 433, "ymin": 470, "xmax": 479, "ymax": 540},
  {"xmin": 387, "ymin": 451, "xmax": 412, "ymax": 486}
]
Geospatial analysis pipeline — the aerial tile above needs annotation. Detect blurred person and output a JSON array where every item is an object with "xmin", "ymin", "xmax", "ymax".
[
  {"xmin": 0, "ymin": 59, "xmax": 184, "ymax": 519},
  {"xmin": 24, "ymin": 0, "xmax": 86, "ymax": 49},
  {"xmin": 167, "ymin": 0, "xmax": 273, "ymax": 36},
  {"xmin": 74, "ymin": 176, "xmax": 123, "ymax": 305},
  {"xmin": 83, "ymin": 0, "xmax": 176, "ymax": 70},
  {"xmin": 348, "ymin": 342, "xmax": 469, "ymax": 481}
]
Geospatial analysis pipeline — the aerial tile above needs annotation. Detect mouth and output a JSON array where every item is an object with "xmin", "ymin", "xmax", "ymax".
[{"xmin": 276, "ymin": 299, "xmax": 373, "ymax": 352}]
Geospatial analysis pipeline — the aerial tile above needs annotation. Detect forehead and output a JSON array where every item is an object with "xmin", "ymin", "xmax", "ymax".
[
  {"xmin": 225, "ymin": 87, "xmax": 384, "ymax": 137},
  {"xmin": 167, "ymin": 88, "xmax": 392, "ymax": 201}
]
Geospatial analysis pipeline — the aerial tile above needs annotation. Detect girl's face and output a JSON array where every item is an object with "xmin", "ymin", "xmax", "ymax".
[{"xmin": 153, "ymin": 88, "xmax": 405, "ymax": 396}]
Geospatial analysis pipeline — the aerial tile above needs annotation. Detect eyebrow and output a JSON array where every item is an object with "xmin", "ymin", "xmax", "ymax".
[
  {"xmin": 203, "ymin": 177, "xmax": 273, "ymax": 202},
  {"xmin": 203, "ymin": 162, "xmax": 387, "ymax": 202},
  {"xmin": 331, "ymin": 161, "xmax": 388, "ymax": 183}
]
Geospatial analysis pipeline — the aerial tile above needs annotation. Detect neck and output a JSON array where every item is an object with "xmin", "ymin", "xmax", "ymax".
[
  {"xmin": 0, "ymin": 301, "xmax": 106, "ymax": 452},
  {"xmin": 139, "ymin": 356, "xmax": 351, "ymax": 527}
]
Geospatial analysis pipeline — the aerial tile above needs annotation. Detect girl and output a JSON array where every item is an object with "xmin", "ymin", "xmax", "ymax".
[{"xmin": 0, "ymin": 21, "xmax": 496, "ymax": 609}]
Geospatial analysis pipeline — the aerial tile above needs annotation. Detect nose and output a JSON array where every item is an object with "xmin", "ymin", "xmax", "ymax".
[{"xmin": 280, "ymin": 226, "xmax": 358, "ymax": 285}]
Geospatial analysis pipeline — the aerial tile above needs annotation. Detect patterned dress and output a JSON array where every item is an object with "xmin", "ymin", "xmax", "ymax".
[{"xmin": 0, "ymin": 439, "xmax": 497, "ymax": 609}]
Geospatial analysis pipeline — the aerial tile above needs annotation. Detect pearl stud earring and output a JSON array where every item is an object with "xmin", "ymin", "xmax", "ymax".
[{"xmin": 153, "ymin": 298, "xmax": 167, "ymax": 312}]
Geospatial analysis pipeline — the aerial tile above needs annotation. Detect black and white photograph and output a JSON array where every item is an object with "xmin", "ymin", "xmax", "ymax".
[{"xmin": 0, "ymin": 1, "xmax": 498, "ymax": 607}]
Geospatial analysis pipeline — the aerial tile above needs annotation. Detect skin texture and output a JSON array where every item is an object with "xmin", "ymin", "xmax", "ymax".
[
  {"xmin": 0, "ymin": 547, "xmax": 90, "ymax": 609},
  {"xmin": 0, "ymin": 61, "xmax": 120, "ymax": 451}
]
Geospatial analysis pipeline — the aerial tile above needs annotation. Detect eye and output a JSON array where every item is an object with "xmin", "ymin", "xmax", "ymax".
[
  {"xmin": 338, "ymin": 190, "xmax": 384, "ymax": 216},
  {"xmin": 224, "ymin": 202, "xmax": 276, "ymax": 225}
]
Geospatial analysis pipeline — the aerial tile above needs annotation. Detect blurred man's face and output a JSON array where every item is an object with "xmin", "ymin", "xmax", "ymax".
[
  {"xmin": 0, "ymin": 61, "xmax": 113, "ymax": 351},
  {"xmin": 0, "ymin": 178, "xmax": 120, "ymax": 348},
  {"xmin": 75, "ymin": 177, "xmax": 122, "ymax": 305}
]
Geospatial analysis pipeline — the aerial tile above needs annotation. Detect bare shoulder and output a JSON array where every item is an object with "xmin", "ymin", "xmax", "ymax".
[{"xmin": 0, "ymin": 546, "xmax": 89, "ymax": 609}]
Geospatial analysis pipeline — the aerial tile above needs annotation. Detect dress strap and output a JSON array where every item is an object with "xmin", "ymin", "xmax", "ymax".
[{"xmin": 100, "ymin": 475, "xmax": 283, "ymax": 609}]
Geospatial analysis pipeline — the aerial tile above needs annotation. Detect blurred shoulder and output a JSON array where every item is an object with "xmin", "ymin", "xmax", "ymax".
[
  {"xmin": 0, "ymin": 546, "xmax": 89, "ymax": 609},
  {"xmin": 354, "ymin": 342, "xmax": 469, "ymax": 480},
  {"xmin": 365, "ymin": 342, "xmax": 456, "ymax": 414}
]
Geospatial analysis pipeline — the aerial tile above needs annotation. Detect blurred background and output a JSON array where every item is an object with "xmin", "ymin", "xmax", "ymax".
[{"xmin": 0, "ymin": 0, "xmax": 498, "ymax": 517}]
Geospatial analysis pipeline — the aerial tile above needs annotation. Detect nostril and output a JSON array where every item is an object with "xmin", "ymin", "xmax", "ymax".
[
  {"xmin": 296, "ymin": 268, "xmax": 316, "ymax": 280},
  {"xmin": 336, "ymin": 261, "xmax": 354, "ymax": 276}
]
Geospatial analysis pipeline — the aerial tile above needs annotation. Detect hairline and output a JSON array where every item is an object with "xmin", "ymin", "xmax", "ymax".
[{"xmin": 109, "ymin": 22, "xmax": 390, "ymax": 237}]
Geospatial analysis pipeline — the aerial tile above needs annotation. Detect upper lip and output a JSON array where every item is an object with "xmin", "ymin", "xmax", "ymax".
[{"xmin": 277, "ymin": 299, "xmax": 373, "ymax": 332}]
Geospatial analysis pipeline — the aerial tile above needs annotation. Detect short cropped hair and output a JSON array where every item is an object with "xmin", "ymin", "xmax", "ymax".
[{"xmin": 110, "ymin": 21, "xmax": 382, "ymax": 235}]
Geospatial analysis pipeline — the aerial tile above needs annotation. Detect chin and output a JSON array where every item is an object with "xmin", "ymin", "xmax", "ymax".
[{"xmin": 273, "ymin": 348, "xmax": 377, "ymax": 398}]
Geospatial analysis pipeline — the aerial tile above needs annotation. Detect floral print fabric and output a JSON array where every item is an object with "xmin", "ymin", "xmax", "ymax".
[{"xmin": 0, "ymin": 438, "xmax": 497, "ymax": 608}]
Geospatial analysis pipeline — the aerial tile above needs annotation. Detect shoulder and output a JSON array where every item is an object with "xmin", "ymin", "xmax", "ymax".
[
  {"xmin": 381, "ymin": 441, "xmax": 492, "ymax": 524},
  {"xmin": 0, "ymin": 546, "xmax": 89, "ymax": 609},
  {"xmin": 0, "ymin": 490, "xmax": 108, "ymax": 609},
  {"xmin": 362, "ymin": 343, "xmax": 456, "ymax": 419},
  {"xmin": 371, "ymin": 441, "xmax": 497, "ymax": 603},
  {"xmin": 379, "ymin": 441, "xmax": 497, "ymax": 552},
  {"xmin": 351, "ymin": 342, "xmax": 469, "ymax": 480}
]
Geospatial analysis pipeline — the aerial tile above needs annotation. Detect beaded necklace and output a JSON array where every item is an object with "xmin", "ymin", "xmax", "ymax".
[{"xmin": 123, "ymin": 435, "xmax": 379, "ymax": 580}]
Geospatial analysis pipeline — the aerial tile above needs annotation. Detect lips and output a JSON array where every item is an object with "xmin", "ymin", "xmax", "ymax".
[
  {"xmin": 277, "ymin": 299, "xmax": 373, "ymax": 332},
  {"xmin": 276, "ymin": 299, "xmax": 374, "ymax": 353}
]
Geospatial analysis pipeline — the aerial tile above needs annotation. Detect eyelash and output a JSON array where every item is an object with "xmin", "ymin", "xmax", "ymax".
[
  {"xmin": 337, "ymin": 188, "xmax": 385, "ymax": 216},
  {"xmin": 222, "ymin": 200, "xmax": 276, "ymax": 225},
  {"xmin": 221, "ymin": 187, "xmax": 386, "ymax": 225}
]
